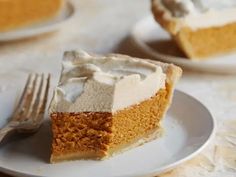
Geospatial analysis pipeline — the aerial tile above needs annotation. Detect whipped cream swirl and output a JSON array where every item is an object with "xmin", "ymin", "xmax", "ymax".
[
  {"xmin": 49, "ymin": 51, "xmax": 166, "ymax": 113},
  {"xmin": 157, "ymin": 0, "xmax": 236, "ymax": 30}
]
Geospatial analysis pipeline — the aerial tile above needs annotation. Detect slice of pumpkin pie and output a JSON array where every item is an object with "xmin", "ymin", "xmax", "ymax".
[
  {"xmin": 151, "ymin": 0, "xmax": 236, "ymax": 59},
  {"xmin": 49, "ymin": 51, "xmax": 182, "ymax": 163}
]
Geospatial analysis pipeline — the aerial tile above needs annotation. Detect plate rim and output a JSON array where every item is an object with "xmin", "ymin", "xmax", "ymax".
[
  {"xmin": 0, "ymin": 1, "xmax": 75, "ymax": 41},
  {"xmin": 0, "ymin": 90, "xmax": 216, "ymax": 177},
  {"xmin": 131, "ymin": 15, "xmax": 236, "ymax": 74}
]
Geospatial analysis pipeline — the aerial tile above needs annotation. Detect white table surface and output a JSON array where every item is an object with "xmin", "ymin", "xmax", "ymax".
[{"xmin": 0, "ymin": 0, "xmax": 236, "ymax": 177}]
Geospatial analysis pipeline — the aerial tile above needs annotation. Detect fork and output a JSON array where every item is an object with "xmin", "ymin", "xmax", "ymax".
[{"xmin": 0, "ymin": 73, "xmax": 50, "ymax": 142}]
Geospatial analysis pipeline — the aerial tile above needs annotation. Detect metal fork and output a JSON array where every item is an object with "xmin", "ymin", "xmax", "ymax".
[{"xmin": 0, "ymin": 73, "xmax": 50, "ymax": 142}]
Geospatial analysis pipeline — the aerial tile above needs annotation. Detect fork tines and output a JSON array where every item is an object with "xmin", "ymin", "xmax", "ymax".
[{"xmin": 13, "ymin": 73, "xmax": 50, "ymax": 123}]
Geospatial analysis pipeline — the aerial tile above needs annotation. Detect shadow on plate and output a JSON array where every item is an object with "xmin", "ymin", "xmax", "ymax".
[
  {"xmin": 147, "ymin": 40, "xmax": 186, "ymax": 58},
  {"xmin": 0, "ymin": 119, "xmax": 52, "ymax": 163},
  {"xmin": 113, "ymin": 36, "xmax": 150, "ymax": 58},
  {"xmin": 113, "ymin": 35, "xmax": 186, "ymax": 59}
]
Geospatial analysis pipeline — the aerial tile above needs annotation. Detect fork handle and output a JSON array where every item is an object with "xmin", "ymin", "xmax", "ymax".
[{"xmin": 0, "ymin": 124, "xmax": 14, "ymax": 143}]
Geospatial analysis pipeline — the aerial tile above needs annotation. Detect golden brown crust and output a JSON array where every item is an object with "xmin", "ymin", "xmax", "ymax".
[
  {"xmin": 51, "ymin": 151, "xmax": 106, "ymax": 163},
  {"xmin": 151, "ymin": 0, "xmax": 179, "ymax": 35}
]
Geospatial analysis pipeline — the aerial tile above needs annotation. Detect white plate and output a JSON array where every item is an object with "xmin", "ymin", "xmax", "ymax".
[
  {"xmin": 0, "ymin": 1, "xmax": 75, "ymax": 41},
  {"xmin": 0, "ymin": 89, "xmax": 215, "ymax": 177},
  {"xmin": 131, "ymin": 16, "xmax": 236, "ymax": 74}
]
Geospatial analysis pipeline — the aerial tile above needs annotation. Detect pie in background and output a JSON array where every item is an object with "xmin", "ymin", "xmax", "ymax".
[
  {"xmin": 0, "ymin": 0, "xmax": 63, "ymax": 32},
  {"xmin": 151, "ymin": 0, "xmax": 236, "ymax": 60}
]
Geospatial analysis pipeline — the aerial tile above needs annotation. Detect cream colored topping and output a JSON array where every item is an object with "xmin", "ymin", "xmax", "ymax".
[
  {"xmin": 155, "ymin": 0, "xmax": 236, "ymax": 30},
  {"xmin": 49, "ymin": 51, "xmax": 166, "ymax": 113}
]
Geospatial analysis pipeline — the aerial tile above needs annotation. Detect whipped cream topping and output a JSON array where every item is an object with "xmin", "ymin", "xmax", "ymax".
[
  {"xmin": 49, "ymin": 51, "xmax": 166, "ymax": 113},
  {"xmin": 157, "ymin": 0, "xmax": 236, "ymax": 30}
]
